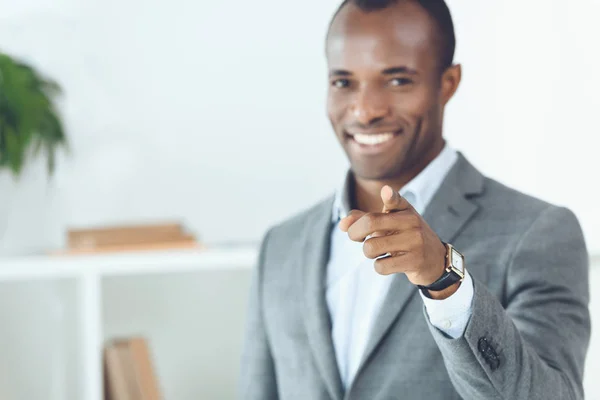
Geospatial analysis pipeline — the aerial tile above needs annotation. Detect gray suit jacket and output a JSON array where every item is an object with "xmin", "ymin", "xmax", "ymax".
[{"xmin": 239, "ymin": 154, "xmax": 591, "ymax": 400}]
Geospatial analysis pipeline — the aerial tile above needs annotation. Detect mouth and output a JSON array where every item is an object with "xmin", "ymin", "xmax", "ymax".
[{"xmin": 344, "ymin": 129, "xmax": 403, "ymax": 154}]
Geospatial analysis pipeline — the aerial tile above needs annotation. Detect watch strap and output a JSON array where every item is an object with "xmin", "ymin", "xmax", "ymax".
[
  {"xmin": 417, "ymin": 242, "xmax": 464, "ymax": 298},
  {"xmin": 417, "ymin": 270, "xmax": 462, "ymax": 298}
]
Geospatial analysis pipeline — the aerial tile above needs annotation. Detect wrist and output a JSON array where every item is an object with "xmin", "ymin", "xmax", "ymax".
[
  {"xmin": 425, "ymin": 280, "xmax": 461, "ymax": 300},
  {"xmin": 417, "ymin": 242, "xmax": 466, "ymax": 299}
]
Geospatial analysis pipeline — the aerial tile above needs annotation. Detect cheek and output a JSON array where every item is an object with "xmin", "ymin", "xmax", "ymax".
[
  {"xmin": 393, "ymin": 89, "xmax": 433, "ymax": 117},
  {"xmin": 392, "ymin": 88, "xmax": 440, "ymax": 129},
  {"xmin": 327, "ymin": 91, "xmax": 350, "ymax": 124}
]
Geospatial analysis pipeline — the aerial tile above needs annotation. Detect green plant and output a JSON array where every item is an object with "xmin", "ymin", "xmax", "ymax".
[{"xmin": 0, "ymin": 51, "xmax": 68, "ymax": 177}]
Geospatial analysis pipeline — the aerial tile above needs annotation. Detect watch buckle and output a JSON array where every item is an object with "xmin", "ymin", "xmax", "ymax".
[{"xmin": 446, "ymin": 265, "xmax": 465, "ymax": 280}]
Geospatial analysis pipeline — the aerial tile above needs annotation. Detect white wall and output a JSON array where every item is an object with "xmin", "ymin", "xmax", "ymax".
[
  {"xmin": 0, "ymin": 0, "xmax": 599, "ymax": 397},
  {"xmin": 0, "ymin": 279, "xmax": 81, "ymax": 400},
  {"xmin": 1, "ymin": 0, "xmax": 600, "ymax": 256}
]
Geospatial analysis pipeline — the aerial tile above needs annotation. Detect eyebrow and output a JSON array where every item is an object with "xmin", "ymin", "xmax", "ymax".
[
  {"xmin": 329, "ymin": 66, "xmax": 418, "ymax": 77},
  {"xmin": 382, "ymin": 66, "xmax": 418, "ymax": 75},
  {"xmin": 329, "ymin": 69, "xmax": 352, "ymax": 77}
]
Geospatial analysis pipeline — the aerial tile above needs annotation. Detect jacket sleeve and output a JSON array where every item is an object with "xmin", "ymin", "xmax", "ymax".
[
  {"xmin": 426, "ymin": 206, "xmax": 591, "ymax": 400},
  {"xmin": 238, "ymin": 229, "xmax": 279, "ymax": 400}
]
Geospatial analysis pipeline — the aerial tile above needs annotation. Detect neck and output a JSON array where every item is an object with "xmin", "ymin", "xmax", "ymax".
[{"xmin": 352, "ymin": 141, "xmax": 445, "ymax": 214}]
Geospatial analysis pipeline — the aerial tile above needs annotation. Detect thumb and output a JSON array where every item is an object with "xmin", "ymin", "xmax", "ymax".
[{"xmin": 381, "ymin": 185, "xmax": 410, "ymax": 213}]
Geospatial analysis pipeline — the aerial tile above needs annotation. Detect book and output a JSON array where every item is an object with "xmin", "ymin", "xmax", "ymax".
[
  {"xmin": 52, "ymin": 221, "xmax": 202, "ymax": 255},
  {"xmin": 104, "ymin": 337, "xmax": 163, "ymax": 400},
  {"xmin": 53, "ymin": 236, "xmax": 202, "ymax": 255},
  {"xmin": 104, "ymin": 343, "xmax": 135, "ymax": 400},
  {"xmin": 129, "ymin": 337, "xmax": 162, "ymax": 400},
  {"xmin": 68, "ymin": 222, "xmax": 189, "ymax": 249}
]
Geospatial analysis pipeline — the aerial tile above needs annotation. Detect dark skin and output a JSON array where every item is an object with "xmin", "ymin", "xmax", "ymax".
[{"xmin": 326, "ymin": 1, "xmax": 462, "ymax": 299}]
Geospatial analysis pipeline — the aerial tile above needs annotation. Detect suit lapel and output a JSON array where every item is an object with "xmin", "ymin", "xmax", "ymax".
[
  {"xmin": 351, "ymin": 153, "xmax": 485, "ymax": 383},
  {"xmin": 351, "ymin": 272, "xmax": 417, "ymax": 385},
  {"xmin": 302, "ymin": 196, "xmax": 344, "ymax": 400},
  {"xmin": 422, "ymin": 153, "xmax": 483, "ymax": 243}
]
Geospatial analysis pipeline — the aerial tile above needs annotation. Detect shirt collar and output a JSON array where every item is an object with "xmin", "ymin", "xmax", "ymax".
[{"xmin": 332, "ymin": 144, "xmax": 458, "ymax": 222}]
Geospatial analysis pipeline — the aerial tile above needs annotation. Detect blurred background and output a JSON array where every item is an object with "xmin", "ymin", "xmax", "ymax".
[{"xmin": 0, "ymin": 0, "xmax": 599, "ymax": 399}]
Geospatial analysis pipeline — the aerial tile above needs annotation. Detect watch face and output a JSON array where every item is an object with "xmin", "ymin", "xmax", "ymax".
[{"xmin": 451, "ymin": 248, "xmax": 464, "ymax": 271}]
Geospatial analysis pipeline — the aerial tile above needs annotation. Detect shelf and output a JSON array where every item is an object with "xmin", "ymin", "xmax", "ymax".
[
  {"xmin": 0, "ymin": 244, "xmax": 260, "ymax": 400},
  {"xmin": 0, "ymin": 246, "xmax": 597, "ymax": 399},
  {"xmin": 0, "ymin": 245, "xmax": 258, "ymax": 281},
  {"xmin": 1, "ymin": 245, "xmax": 595, "ymax": 282}
]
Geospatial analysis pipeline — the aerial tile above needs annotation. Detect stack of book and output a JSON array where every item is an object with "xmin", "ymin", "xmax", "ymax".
[
  {"xmin": 54, "ymin": 222, "xmax": 201, "ymax": 255},
  {"xmin": 104, "ymin": 336, "xmax": 162, "ymax": 400}
]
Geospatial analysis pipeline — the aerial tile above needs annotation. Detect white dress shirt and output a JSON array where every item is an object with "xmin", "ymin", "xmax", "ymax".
[{"xmin": 326, "ymin": 144, "xmax": 474, "ymax": 389}]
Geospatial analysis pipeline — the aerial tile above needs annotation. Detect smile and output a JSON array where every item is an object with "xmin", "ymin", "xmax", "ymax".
[
  {"xmin": 349, "ymin": 132, "xmax": 396, "ymax": 145},
  {"xmin": 345, "ymin": 130, "xmax": 402, "ymax": 154}
]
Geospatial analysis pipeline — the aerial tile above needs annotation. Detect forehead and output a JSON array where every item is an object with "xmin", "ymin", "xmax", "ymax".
[{"xmin": 326, "ymin": 2, "xmax": 439, "ymax": 71}]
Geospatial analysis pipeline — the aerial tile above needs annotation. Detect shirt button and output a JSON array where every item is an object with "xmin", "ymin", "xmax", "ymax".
[{"xmin": 442, "ymin": 320, "xmax": 452, "ymax": 330}]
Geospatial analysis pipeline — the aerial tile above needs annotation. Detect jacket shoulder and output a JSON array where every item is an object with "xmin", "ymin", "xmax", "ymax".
[
  {"xmin": 473, "ymin": 176, "xmax": 583, "ymax": 246},
  {"xmin": 275, "ymin": 194, "xmax": 333, "ymax": 230},
  {"xmin": 261, "ymin": 194, "xmax": 334, "ymax": 249}
]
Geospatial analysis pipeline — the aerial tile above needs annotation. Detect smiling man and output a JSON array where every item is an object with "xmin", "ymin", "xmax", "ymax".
[{"xmin": 239, "ymin": 1, "xmax": 591, "ymax": 399}]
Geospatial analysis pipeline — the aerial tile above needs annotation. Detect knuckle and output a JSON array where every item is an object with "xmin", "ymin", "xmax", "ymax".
[
  {"xmin": 348, "ymin": 229, "xmax": 362, "ymax": 242},
  {"xmin": 374, "ymin": 257, "xmax": 393, "ymax": 275},
  {"xmin": 389, "ymin": 211, "xmax": 405, "ymax": 225},
  {"xmin": 393, "ymin": 211, "xmax": 419, "ymax": 229},
  {"xmin": 362, "ymin": 240, "xmax": 376, "ymax": 258},
  {"xmin": 364, "ymin": 213, "xmax": 378, "ymax": 232},
  {"xmin": 413, "ymin": 229, "xmax": 425, "ymax": 246},
  {"xmin": 410, "ymin": 213, "xmax": 422, "ymax": 228},
  {"xmin": 374, "ymin": 259, "xmax": 388, "ymax": 275},
  {"xmin": 348, "ymin": 210, "xmax": 362, "ymax": 219},
  {"xmin": 367, "ymin": 238, "xmax": 388, "ymax": 259}
]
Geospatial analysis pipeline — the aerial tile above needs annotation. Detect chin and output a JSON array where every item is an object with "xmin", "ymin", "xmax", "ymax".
[
  {"xmin": 350, "ymin": 162, "xmax": 401, "ymax": 181},
  {"xmin": 343, "ymin": 142, "xmax": 410, "ymax": 182}
]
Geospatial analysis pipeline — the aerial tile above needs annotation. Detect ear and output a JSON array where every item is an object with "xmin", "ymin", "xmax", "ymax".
[{"xmin": 440, "ymin": 64, "xmax": 462, "ymax": 106}]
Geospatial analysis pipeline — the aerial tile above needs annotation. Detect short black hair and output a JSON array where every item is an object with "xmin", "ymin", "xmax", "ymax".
[{"xmin": 328, "ymin": 0, "xmax": 456, "ymax": 71}]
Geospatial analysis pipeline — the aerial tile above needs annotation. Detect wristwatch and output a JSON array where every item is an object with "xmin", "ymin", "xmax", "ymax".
[{"xmin": 418, "ymin": 242, "xmax": 465, "ymax": 298}]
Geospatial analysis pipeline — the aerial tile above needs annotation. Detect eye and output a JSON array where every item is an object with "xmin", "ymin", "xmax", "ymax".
[
  {"xmin": 389, "ymin": 77, "xmax": 413, "ymax": 87},
  {"xmin": 331, "ymin": 79, "xmax": 350, "ymax": 89}
]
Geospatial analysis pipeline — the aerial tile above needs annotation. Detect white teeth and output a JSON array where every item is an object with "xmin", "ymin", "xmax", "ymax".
[{"xmin": 351, "ymin": 132, "xmax": 395, "ymax": 145}]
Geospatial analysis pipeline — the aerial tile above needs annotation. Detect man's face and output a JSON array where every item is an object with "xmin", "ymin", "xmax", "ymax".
[{"xmin": 326, "ymin": 1, "xmax": 457, "ymax": 181}]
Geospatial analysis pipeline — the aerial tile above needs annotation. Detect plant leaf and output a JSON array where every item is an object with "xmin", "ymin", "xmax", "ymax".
[{"xmin": 0, "ymin": 52, "xmax": 68, "ymax": 177}]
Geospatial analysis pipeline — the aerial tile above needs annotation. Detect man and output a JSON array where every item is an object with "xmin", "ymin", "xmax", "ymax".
[{"xmin": 239, "ymin": 0, "xmax": 591, "ymax": 399}]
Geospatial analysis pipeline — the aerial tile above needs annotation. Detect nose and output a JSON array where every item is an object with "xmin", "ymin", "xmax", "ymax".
[{"xmin": 351, "ymin": 86, "xmax": 390, "ymax": 126}]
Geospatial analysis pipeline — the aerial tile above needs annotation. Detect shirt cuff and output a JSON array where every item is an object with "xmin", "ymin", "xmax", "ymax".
[{"xmin": 419, "ymin": 269, "xmax": 474, "ymax": 339}]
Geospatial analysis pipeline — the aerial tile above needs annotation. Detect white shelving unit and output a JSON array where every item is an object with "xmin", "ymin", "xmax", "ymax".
[
  {"xmin": 1, "ymin": 249, "xmax": 598, "ymax": 399},
  {"xmin": 0, "ymin": 246, "xmax": 258, "ymax": 400}
]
